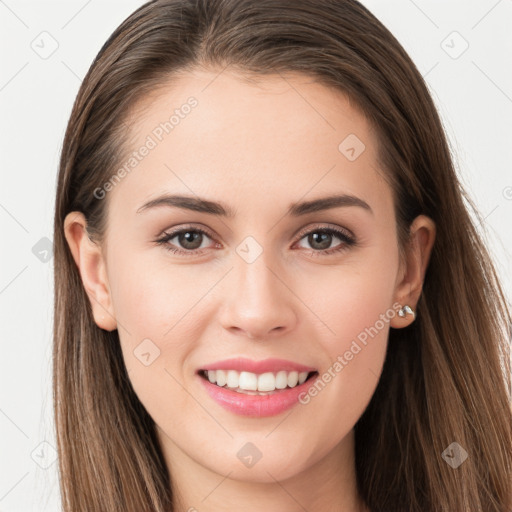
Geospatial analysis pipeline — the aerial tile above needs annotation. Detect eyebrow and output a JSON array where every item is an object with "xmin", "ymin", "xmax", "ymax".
[{"xmin": 136, "ymin": 193, "xmax": 373, "ymax": 217}]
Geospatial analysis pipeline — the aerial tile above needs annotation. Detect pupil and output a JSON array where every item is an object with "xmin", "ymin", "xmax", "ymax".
[
  {"xmin": 180, "ymin": 231, "xmax": 202, "ymax": 249},
  {"xmin": 310, "ymin": 232, "xmax": 331, "ymax": 250}
]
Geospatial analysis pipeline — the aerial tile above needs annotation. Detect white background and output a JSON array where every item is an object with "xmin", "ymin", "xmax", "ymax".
[{"xmin": 1, "ymin": 0, "xmax": 511, "ymax": 510}]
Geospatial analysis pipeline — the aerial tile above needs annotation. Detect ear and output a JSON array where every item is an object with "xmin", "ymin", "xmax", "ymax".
[
  {"xmin": 63, "ymin": 211, "xmax": 117, "ymax": 331},
  {"xmin": 390, "ymin": 214, "xmax": 436, "ymax": 328}
]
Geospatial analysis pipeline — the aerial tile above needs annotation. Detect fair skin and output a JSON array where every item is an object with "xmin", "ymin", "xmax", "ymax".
[{"xmin": 64, "ymin": 68, "xmax": 435, "ymax": 512}]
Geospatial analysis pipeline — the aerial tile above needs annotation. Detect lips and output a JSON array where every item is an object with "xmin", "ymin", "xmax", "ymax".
[
  {"xmin": 199, "ymin": 357, "xmax": 317, "ymax": 374},
  {"xmin": 196, "ymin": 357, "xmax": 319, "ymax": 417}
]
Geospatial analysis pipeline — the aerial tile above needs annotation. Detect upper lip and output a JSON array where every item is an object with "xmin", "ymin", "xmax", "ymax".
[{"xmin": 199, "ymin": 357, "xmax": 317, "ymax": 374}]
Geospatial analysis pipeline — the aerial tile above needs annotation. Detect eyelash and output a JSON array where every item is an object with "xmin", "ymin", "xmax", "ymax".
[{"xmin": 154, "ymin": 223, "xmax": 356, "ymax": 257}]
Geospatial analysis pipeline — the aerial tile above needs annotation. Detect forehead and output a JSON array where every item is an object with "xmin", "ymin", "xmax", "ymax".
[{"xmin": 108, "ymin": 68, "xmax": 392, "ymax": 221}]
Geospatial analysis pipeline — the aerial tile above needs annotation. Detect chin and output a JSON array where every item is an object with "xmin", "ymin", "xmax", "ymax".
[{"xmin": 195, "ymin": 438, "xmax": 319, "ymax": 484}]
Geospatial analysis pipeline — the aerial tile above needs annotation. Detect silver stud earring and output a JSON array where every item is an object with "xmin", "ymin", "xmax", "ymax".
[{"xmin": 398, "ymin": 304, "xmax": 415, "ymax": 320}]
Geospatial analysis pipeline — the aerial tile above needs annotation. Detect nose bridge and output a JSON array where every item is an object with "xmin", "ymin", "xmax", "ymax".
[
  {"xmin": 219, "ymin": 238, "xmax": 296, "ymax": 338},
  {"xmin": 233, "ymin": 231, "xmax": 279, "ymax": 296},
  {"xmin": 236, "ymin": 246, "xmax": 279, "ymax": 301}
]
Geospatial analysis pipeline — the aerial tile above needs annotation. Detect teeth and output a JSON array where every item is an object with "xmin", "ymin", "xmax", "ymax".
[
  {"xmin": 226, "ymin": 370, "xmax": 239, "ymax": 388},
  {"xmin": 257, "ymin": 372, "xmax": 275, "ymax": 392},
  {"xmin": 298, "ymin": 372, "xmax": 308, "ymax": 384},
  {"xmin": 287, "ymin": 371, "xmax": 299, "ymax": 387},
  {"xmin": 275, "ymin": 370, "xmax": 288, "ymax": 389},
  {"xmin": 216, "ymin": 369, "xmax": 227, "ymax": 387},
  {"xmin": 239, "ymin": 371, "xmax": 257, "ymax": 390},
  {"xmin": 204, "ymin": 369, "xmax": 311, "ymax": 392}
]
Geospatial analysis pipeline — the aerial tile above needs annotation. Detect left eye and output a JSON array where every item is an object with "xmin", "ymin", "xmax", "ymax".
[
  {"xmin": 155, "ymin": 225, "xmax": 356, "ymax": 256},
  {"xmin": 295, "ymin": 228, "xmax": 353, "ymax": 252}
]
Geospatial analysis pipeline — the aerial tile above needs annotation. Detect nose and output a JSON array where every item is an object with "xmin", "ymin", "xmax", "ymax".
[{"xmin": 219, "ymin": 251, "xmax": 298, "ymax": 340}]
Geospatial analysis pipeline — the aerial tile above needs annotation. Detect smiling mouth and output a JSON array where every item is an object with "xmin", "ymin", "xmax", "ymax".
[{"xmin": 198, "ymin": 369, "xmax": 319, "ymax": 395}]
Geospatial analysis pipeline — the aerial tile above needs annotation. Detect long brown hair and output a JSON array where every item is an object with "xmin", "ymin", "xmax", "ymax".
[{"xmin": 53, "ymin": 0, "xmax": 512, "ymax": 510}]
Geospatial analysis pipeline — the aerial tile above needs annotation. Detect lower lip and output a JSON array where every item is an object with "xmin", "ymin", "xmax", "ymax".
[{"xmin": 198, "ymin": 373, "xmax": 319, "ymax": 417}]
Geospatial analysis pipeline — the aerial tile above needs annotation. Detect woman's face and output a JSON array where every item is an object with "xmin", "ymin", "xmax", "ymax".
[{"xmin": 75, "ymin": 68, "xmax": 428, "ymax": 484}]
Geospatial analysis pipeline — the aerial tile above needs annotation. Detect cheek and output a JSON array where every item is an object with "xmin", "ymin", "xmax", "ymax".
[
  {"xmin": 108, "ymin": 243, "xmax": 212, "ymax": 339},
  {"xmin": 297, "ymin": 242, "xmax": 398, "ymax": 421},
  {"xmin": 106, "ymin": 249, "xmax": 177, "ymax": 381},
  {"xmin": 107, "ymin": 249, "xmax": 222, "ymax": 421}
]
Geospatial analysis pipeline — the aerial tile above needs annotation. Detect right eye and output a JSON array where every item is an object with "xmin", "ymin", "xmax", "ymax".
[{"xmin": 155, "ymin": 225, "xmax": 220, "ymax": 256}]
